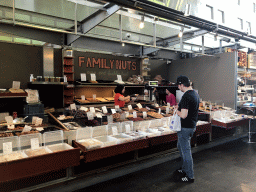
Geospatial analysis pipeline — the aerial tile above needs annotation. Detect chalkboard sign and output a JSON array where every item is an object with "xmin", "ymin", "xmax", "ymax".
[{"xmin": 74, "ymin": 51, "xmax": 141, "ymax": 81}]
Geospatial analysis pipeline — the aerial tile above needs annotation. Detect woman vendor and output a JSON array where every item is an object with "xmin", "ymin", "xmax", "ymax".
[
  {"xmin": 163, "ymin": 87, "xmax": 177, "ymax": 106},
  {"xmin": 114, "ymin": 84, "xmax": 130, "ymax": 107}
]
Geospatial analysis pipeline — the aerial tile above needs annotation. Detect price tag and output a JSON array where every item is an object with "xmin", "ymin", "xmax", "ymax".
[
  {"xmin": 35, "ymin": 118, "xmax": 43, "ymax": 126},
  {"xmin": 12, "ymin": 81, "xmax": 20, "ymax": 89},
  {"xmin": 143, "ymin": 112, "xmax": 147, "ymax": 119},
  {"xmin": 117, "ymin": 75, "xmax": 122, "ymax": 82},
  {"xmin": 81, "ymin": 95, "xmax": 85, "ymax": 100},
  {"xmin": 137, "ymin": 103, "xmax": 143, "ymax": 109},
  {"xmin": 3, "ymin": 142, "xmax": 12, "ymax": 154},
  {"xmin": 8, "ymin": 124, "xmax": 15, "ymax": 129},
  {"xmin": 166, "ymin": 107, "xmax": 170, "ymax": 114},
  {"xmin": 167, "ymin": 102, "xmax": 170, "ymax": 107},
  {"xmin": 90, "ymin": 107, "xmax": 95, "ymax": 113},
  {"xmin": 32, "ymin": 116, "xmax": 38, "ymax": 125},
  {"xmin": 112, "ymin": 126, "xmax": 118, "ymax": 136},
  {"xmin": 31, "ymin": 138, "xmax": 40, "ymax": 150},
  {"xmin": 22, "ymin": 125, "xmax": 32, "ymax": 133},
  {"xmin": 133, "ymin": 111, "xmax": 137, "ymax": 118},
  {"xmin": 125, "ymin": 112, "xmax": 129, "ymax": 118},
  {"xmin": 209, "ymin": 105, "xmax": 212, "ymax": 110},
  {"xmin": 158, "ymin": 108, "xmax": 161, "ymax": 114},
  {"xmin": 93, "ymin": 94, "xmax": 96, "ymax": 100},
  {"xmin": 36, "ymin": 127, "xmax": 44, "ymax": 131},
  {"xmin": 91, "ymin": 73, "xmax": 96, "ymax": 81},
  {"xmin": 87, "ymin": 112, "xmax": 94, "ymax": 120},
  {"xmin": 96, "ymin": 113, "xmax": 102, "ymax": 118},
  {"xmin": 80, "ymin": 106, "xmax": 88, "ymax": 112},
  {"xmin": 155, "ymin": 103, "xmax": 159, "ymax": 107},
  {"xmin": 200, "ymin": 98, "xmax": 203, "ymax": 102},
  {"xmin": 115, "ymin": 105, "xmax": 120, "ymax": 110},
  {"xmin": 146, "ymin": 107, "xmax": 150, "ymax": 110},
  {"xmin": 128, "ymin": 105, "xmax": 133, "ymax": 111},
  {"xmin": 202, "ymin": 101, "xmax": 206, "ymax": 107},
  {"xmin": 102, "ymin": 106, "xmax": 108, "ymax": 114},
  {"xmin": 81, "ymin": 73, "xmax": 86, "ymax": 81},
  {"xmin": 5, "ymin": 116, "xmax": 13, "ymax": 124},
  {"xmin": 111, "ymin": 109, "xmax": 116, "ymax": 114},
  {"xmin": 107, "ymin": 115, "xmax": 113, "ymax": 124},
  {"xmin": 125, "ymin": 124, "xmax": 131, "ymax": 133},
  {"xmin": 70, "ymin": 103, "xmax": 76, "ymax": 111},
  {"xmin": 138, "ymin": 77, "xmax": 141, "ymax": 81}
]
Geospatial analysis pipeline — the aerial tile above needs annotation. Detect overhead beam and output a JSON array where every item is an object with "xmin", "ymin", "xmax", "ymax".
[{"xmin": 66, "ymin": 3, "xmax": 120, "ymax": 45}]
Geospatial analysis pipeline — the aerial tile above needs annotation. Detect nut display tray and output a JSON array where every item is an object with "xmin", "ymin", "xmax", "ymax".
[
  {"xmin": 47, "ymin": 143, "xmax": 73, "ymax": 152},
  {"xmin": 0, "ymin": 151, "xmax": 27, "ymax": 163},
  {"xmin": 94, "ymin": 135, "xmax": 118, "ymax": 147},
  {"xmin": 24, "ymin": 147, "xmax": 52, "ymax": 157},
  {"xmin": 111, "ymin": 133, "xmax": 134, "ymax": 144}
]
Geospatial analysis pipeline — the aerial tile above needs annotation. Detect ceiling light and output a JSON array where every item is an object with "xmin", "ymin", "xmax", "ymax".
[
  {"xmin": 122, "ymin": 43, "xmax": 125, "ymax": 47},
  {"xmin": 178, "ymin": 30, "xmax": 183, "ymax": 37},
  {"xmin": 139, "ymin": 15, "xmax": 145, "ymax": 29}
]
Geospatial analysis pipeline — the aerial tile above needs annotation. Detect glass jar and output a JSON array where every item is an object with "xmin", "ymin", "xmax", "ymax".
[
  {"xmin": 37, "ymin": 76, "xmax": 42, "ymax": 82},
  {"xmin": 50, "ymin": 77, "xmax": 55, "ymax": 82},
  {"xmin": 56, "ymin": 77, "xmax": 61, "ymax": 82},
  {"xmin": 44, "ymin": 76, "xmax": 49, "ymax": 82}
]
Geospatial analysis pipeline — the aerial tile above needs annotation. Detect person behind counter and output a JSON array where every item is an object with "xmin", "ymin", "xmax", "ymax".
[
  {"xmin": 163, "ymin": 88, "xmax": 177, "ymax": 106},
  {"xmin": 114, "ymin": 84, "xmax": 130, "ymax": 108}
]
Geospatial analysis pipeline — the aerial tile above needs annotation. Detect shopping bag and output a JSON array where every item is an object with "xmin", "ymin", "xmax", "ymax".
[{"xmin": 169, "ymin": 110, "xmax": 181, "ymax": 132}]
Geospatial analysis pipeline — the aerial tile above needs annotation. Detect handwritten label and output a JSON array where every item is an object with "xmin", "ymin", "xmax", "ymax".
[
  {"xmin": 91, "ymin": 73, "xmax": 96, "ymax": 81},
  {"xmin": 112, "ymin": 126, "xmax": 118, "ymax": 136},
  {"xmin": 143, "ymin": 112, "xmax": 147, "ymax": 118},
  {"xmin": 22, "ymin": 125, "xmax": 32, "ymax": 133},
  {"xmin": 128, "ymin": 105, "xmax": 132, "ymax": 111},
  {"xmin": 107, "ymin": 115, "xmax": 113, "ymax": 124},
  {"xmin": 146, "ymin": 107, "xmax": 150, "ymax": 110},
  {"xmin": 31, "ymin": 138, "xmax": 40, "ymax": 150},
  {"xmin": 115, "ymin": 105, "xmax": 120, "ymax": 110},
  {"xmin": 167, "ymin": 102, "xmax": 170, "ymax": 107},
  {"xmin": 125, "ymin": 124, "xmax": 131, "ymax": 133},
  {"xmin": 12, "ymin": 81, "xmax": 20, "ymax": 90},
  {"xmin": 137, "ymin": 103, "xmax": 142, "ymax": 109},
  {"xmin": 81, "ymin": 95, "xmax": 85, "ymax": 100},
  {"xmin": 155, "ymin": 103, "xmax": 159, "ymax": 107},
  {"xmin": 90, "ymin": 107, "xmax": 95, "ymax": 113},
  {"xmin": 32, "ymin": 116, "xmax": 38, "ymax": 125},
  {"xmin": 70, "ymin": 103, "xmax": 76, "ymax": 111},
  {"xmin": 87, "ymin": 112, "xmax": 94, "ymax": 120},
  {"xmin": 111, "ymin": 109, "xmax": 116, "ymax": 114},
  {"xmin": 8, "ymin": 124, "xmax": 15, "ymax": 129},
  {"xmin": 209, "ymin": 105, "xmax": 212, "ymax": 110},
  {"xmin": 117, "ymin": 75, "xmax": 122, "ymax": 82},
  {"xmin": 5, "ymin": 116, "xmax": 13, "ymax": 124},
  {"xmin": 80, "ymin": 106, "xmax": 88, "ymax": 112},
  {"xmin": 3, "ymin": 142, "xmax": 12, "ymax": 154},
  {"xmin": 158, "ymin": 108, "xmax": 161, "ymax": 114},
  {"xmin": 166, "ymin": 107, "xmax": 170, "ymax": 114},
  {"xmin": 133, "ymin": 111, "xmax": 137, "ymax": 118},
  {"xmin": 102, "ymin": 106, "xmax": 108, "ymax": 114},
  {"xmin": 81, "ymin": 73, "xmax": 86, "ymax": 81},
  {"xmin": 35, "ymin": 118, "xmax": 43, "ymax": 126},
  {"xmin": 125, "ymin": 112, "xmax": 129, "ymax": 118},
  {"xmin": 96, "ymin": 113, "xmax": 102, "ymax": 118}
]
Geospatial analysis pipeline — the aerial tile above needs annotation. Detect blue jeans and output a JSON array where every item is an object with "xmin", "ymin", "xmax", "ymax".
[{"xmin": 177, "ymin": 127, "xmax": 196, "ymax": 179}]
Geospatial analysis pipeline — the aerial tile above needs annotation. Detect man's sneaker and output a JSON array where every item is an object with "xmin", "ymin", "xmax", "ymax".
[
  {"xmin": 177, "ymin": 175, "xmax": 194, "ymax": 183},
  {"xmin": 173, "ymin": 168, "xmax": 184, "ymax": 175}
]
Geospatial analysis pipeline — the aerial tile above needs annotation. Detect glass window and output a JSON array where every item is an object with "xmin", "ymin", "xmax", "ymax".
[
  {"xmin": 206, "ymin": 5, "xmax": 214, "ymax": 20},
  {"xmin": 238, "ymin": 18, "xmax": 243, "ymax": 30},
  {"xmin": 218, "ymin": 10, "xmax": 225, "ymax": 23}
]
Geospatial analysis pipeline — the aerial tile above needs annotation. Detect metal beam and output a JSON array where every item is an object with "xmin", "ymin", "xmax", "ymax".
[{"xmin": 66, "ymin": 3, "xmax": 120, "ymax": 45}]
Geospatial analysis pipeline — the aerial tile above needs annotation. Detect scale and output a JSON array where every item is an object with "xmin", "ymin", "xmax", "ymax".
[{"xmin": 145, "ymin": 81, "xmax": 158, "ymax": 101}]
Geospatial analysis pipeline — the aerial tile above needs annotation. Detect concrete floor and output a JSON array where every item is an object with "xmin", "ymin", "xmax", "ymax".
[{"xmin": 74, "ymin": 138, "xmax": 256, "ymax": 192}]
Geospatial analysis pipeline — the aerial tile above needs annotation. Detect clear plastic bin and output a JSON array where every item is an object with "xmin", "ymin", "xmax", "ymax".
[
  {"xmin": 121, "ymin": 121, "xmax": 134, "ymax": 134},
  {"xmin": 93, "ymin": 125, "xmax": 119, "ymax": 147},
  {"xmin": 161, "ymin": 117, "xmax": 171, "ymax": 128},
  {"xmin": 133, "ymin": 121, "xmax": 140, "ymax": 132},
  {"xmin": 107, "ymin": 123, "xmax": 134, "ymax": 144},
  {"xmin": 144, "ymin": 128, "xmax": 161, "ymax": 138},
  {"xmin": 138, "ymin": 120, "xmax": 151, "ymax": 131},
  {"xmin": 111, "ymin": 133, "xmax": 134, "ymax": 144},
  {"xmin": 149, "ymin": 119, "xmax": 162, "ymax": 128}
]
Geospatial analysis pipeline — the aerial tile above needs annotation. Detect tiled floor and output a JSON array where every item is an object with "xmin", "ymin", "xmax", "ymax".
[{"xmin": 74, "ymin": 138, "xmax": 256, "ymax": 192}]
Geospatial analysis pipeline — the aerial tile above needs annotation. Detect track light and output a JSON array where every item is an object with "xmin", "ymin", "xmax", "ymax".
[
  {"xmin": 139, "ymin": 15, "xmax": 145, "ymax": 29},
  {"xmin": 178, "ymin": 27, "xmax": 184, "ymax": 38}
]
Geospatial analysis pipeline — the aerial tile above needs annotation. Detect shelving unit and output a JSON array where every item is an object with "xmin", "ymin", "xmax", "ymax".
[
  {"xmin": 142, "ymin": 58, "xmax": 150, "ymax": 81},
  {"xmin": 63, "ymin": 49, "xmax": 75, "ymax": 106}
]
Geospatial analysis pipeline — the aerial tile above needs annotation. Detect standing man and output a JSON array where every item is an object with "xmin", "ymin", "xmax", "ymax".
[{"xmin": 174, "ymin": 75, "xmax": 200, "ymax": 183}]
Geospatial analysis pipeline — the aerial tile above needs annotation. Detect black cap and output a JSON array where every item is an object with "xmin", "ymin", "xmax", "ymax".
[{"xmin": 176, "ymin": 75, "xmax": 190, "ymax": 85}]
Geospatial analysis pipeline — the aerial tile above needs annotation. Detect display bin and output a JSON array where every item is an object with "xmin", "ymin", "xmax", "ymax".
[
  {"xmin": 107, "ymin": 123, "xmax": 134, "ymax": 144},
  {"xmin": 148, "ymin": 132, "xmax": 178, "ymax": 146},
  {"xmin": 211, "ymin": 118, "xmax": 249, "ymax": 129},
  {"xmin": 93, "ymin": 125, "xmax": 119, "ymax": 147},
  {"xmin": 43, "ymin": 130, "xmax": 74, "ymax": 152}
]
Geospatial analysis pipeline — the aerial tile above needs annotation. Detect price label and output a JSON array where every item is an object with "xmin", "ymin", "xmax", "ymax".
[
  {"xmin": 166, "ymin": 107, "xmax": 170, "ymax": 114},
  {"xmin": 32, "ymin": 116, "xmax": 38, "ymax": 125},
  {"xmin": 35, "ymin": 118, "xmax": 43, "ymax": 126},
  {"xmin": 81, "ymin": 95, "xmax": 85, "ymax": 100},
  {"xmin": 117, "ymin": 75, "xmax": 122, "ymax": 82},
  {"xmin": 128, "ymin": 105, "xmax": 132, "ymax": 111},
  {"xmin": 111, "ymin": 109, "xmax": 116, "ymax": 114},
  {"xmin": 87, "ymin": 112, "xmax": 94, "ymax": 120},
  {"xmin": 125, "ymin": 124, "xmax": 131, "ymax": 133},
  {"xmin": 90, "ymin": 107, "xmax": 95, "ymax": 113},
  {"xmin": 125, "ymin": 112, "xmax": 129, "ymax": 118},
  {"xmin": 102, "ymin": 106, "xmax": 108, "ymax": 114},
  {"xmin": 158, "ymin": 108, "xmax": 161, "ymax": 114},
  {"xmin": 93, "ymin": 94, "xmax": 96, "ymax": 100},
  {"xmin": 12, "ymin": 81, "xmax": 20, "ymax": 90},
  {"xmin": 133, "ymin": 111, "xmax": 137, "ymax": 118},
  {"xmin": 115, "ymin": 105, "xmax": 120, "ymax": 110},
  {"xmin": 107, "ymin": 115, "xmax": 113, "ymax": 124},
  {"xmin": 3, "ymin": 142, "xmax": 12, "ymax": 154},
  {"xmin": 8, "ymin": 124, "xmax": 15, "ymax": 129},
  {"xmin": 31, "ymin": 138, "xmax": 40, "ymax": 150},
  {"xmin": 36, "ymin": 127, "xmax": 44, "ymax": 131},
  {"xmin": 96, "ymin": 113, "xmax": 102, "ymax": 118},
  {"xmin": 91, "ymin": 73, "xmax": 96, "ymax": 81},
  {"xmin": 202, "ymin": 101, "xmax": 206, "ymax": 107},
  {"xmin": 112, "ymin": 126, "xmax": 118, "ymax": 135},
  {"xmin": 81, "ymin": 73, "xmax": 86, "ymax": 81},
  {"xmin": 146, "ymin": 107, "xmax": 150, "ymax": 110},
  {"xmin": 155, "ymin": 103, "xmax": 159, "ymax": 107},
  {"xmin": 137, "ymin": 103, "xmax": 142, "ymax": 109},
  {"xmin": 80, "ymin": 106, "xmax": 88, "ymax": 112},
  {"xmin": 143, "ymin": 112, "xmax": 147, "ymax": 118},
  {"xmin": 22, "ymin": 125, "xmax": 32, "ymax": 133},
  {"xmin": 138, "ymin": 77, "xmax": 141, "ymax": 81},
  {"xmin": 70, "ymin": 103, "xmax": 76, "ymax": 111},
  {"xmin": 167, "ymin": 102, "xmax": 170, "ymax": 107},
  {"xmin": 5, "ymin": 116, "xmax": 13, "ymax": 124}
]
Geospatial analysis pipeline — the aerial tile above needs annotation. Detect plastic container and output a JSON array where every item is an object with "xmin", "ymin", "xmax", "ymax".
[
  {"xmin": 93, "ymin": 125, "xmax": 118, "ymax": 147},
  {"xmin": 138, "ymin": 120, "xmax": 151, "ymax": 131},
  {"xmin": 120, "ymin": 121, "xmax": 134, "ymax": 134},
  {"xmin": 107, "ymin": 123, "xmax": 134, "ymax": 144},
  {"xmin": 149, "ymin": 119, "xmax": 162, "ymax": 128}
]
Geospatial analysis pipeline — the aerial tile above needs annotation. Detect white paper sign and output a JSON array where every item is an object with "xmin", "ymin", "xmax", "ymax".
[
  {"xmin": 117, "ymin": 75, "xmax": 122, "ymax": 82},
  {"xmin": 91, "ymin": 74, "xmax": 96, "ymax": 81},
  {"xmin": 166, "ymin": 107, "xmax": 170, "ymax": 114},
  {"xmin": 5, "ymin": 116, "xmax": 13, "ymax": 124},
  {"xmin": 22, "ymin": 125, "xmax": 32, "ymax": 133},
  {"xmin": 115, "ymin": 105, "xmax": 120, "ymax": 110},
  {"xmin": 107, "ymin": 115, "xmax": 113, "ymax": 124},
  {"xmin": 90, "ymin": 107, "xmax": 95, "ymax": 113},
  {"xmin": 70, "ymin": 103, "xmax": 76, "ymax": 111},
  {"xmin": 137, "ymin": 103, "xmax": 143, "ymax": 109},
  {"xmin": 81, "ymin": 73, "xmax": 86, "ymax": 81},
  {"xmin": 125, "ymin": 124, "xmax": 131, "ymax": 133},
  {"xmin": 31, "ymin": 138, "xmax": 40, "ymax": 150},
  {"xmin": 81, "ymin": 95, "xmax": 85, "ymax": 100},
  {"xmin": 36, "ymin": 127, "xmax": 44, "ymax": 131},
  {"xmin": 133, "ymin": 111, "xmax": 137, "ymax": 118},
  {"xmin": 167, "ymin": 102, "xmax": 170, "ymax": 107},
  {"xmin": 87, "ymin": 112, "xmax": 94, "ymax": 120},
  {"xmin": 102, "ymin": 106, "xmax": 108, "ymax": 114},
  {"xmin": 95, "ymin": 113, "xmax": 102, "ymax": 118},
  {"xmin": 155, "ymin": 104, "xmax": 159, "ymax": 107},
  {"xmin": 143, "ymin": 112, "xmax": 147, "ymax": 118},
  {"xmin": 35, "ymin": 118, "xmax": 43, "ymax": 126},
  {"xmin": 112, "ymin": 126, "xmax": 118, "ymax": 136},
  {"xmin": 32, "ymin": 116, "xmax": 38, "ymax": 125},
  {"xmin": 93, "ymin": 94, "xmax": 96, "ymax": 100},
  {"xmin": 8, "ymin": 124, "xmax": 15, "ymax": 129},
  {"xmin": 12, "ymin": 81, "xmax": 20, "ymax": 90},
  {"xmin": 128, "ymin": 105, "xmax": 133, "ymax": 111},
  {"xmin": 125, "ymin": 112, "xmax": 129, "ymax": 118},
  {"xmin": 80, "ymin": 106, "xmax": 88, "ymax": 112},
  {"xmin": 146, "ymin": 107, "xmax": 150, "ymax": 110},
  {"xmin": 158, "ymin": 108, "xmax": 161, "ymax": 114},
  {"xmin": 111, "ymin": 109, "xmax": 116, "ymax": 114},
  {"xmin": 3, "ymin": 142, "xmax": 12, "ymax": 154}
]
